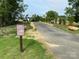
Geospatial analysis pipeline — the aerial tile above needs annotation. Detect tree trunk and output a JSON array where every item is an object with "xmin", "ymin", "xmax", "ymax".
[
  {"xmin": 59, "ymin": 19, "xmax": 62, "ymax": 24},
  {"xmin": 55, "ymin": 19, "xmax": 57, "ymax": 24}
]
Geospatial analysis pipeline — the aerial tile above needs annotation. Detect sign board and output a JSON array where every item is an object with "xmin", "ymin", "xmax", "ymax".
[{"xmin": 17, "ymin": 24, "xmax": 24, "ymax": 36}]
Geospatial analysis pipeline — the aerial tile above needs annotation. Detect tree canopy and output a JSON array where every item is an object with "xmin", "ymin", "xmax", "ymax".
[
  {"xmin": 0, "ymin": 0, "xmax": 27, "ymax": 26},
  {"xmin": 68, "ymin": 0, "xmax": 79, "ymax": 22},
  {"xmin": 31, "ymin": 14, "xmax": 44, "ymax": 22},
  {"xmin": 46, "ymin": 10, "xmax": 58, "ymax": 23}
]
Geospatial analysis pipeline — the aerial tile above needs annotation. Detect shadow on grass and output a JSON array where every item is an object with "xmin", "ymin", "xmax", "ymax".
[
  {"xmin": 23, "ymin": 39, "xmax": 44, "ymax": 50},
  {"xmin": 0, "ymin": 35, "xmax": 53, "ymax": 59},
  {"xmin": 22, "ymin": 39, "xmax": 54, "ymax": 59},
  {"xmin": 23, "ymin": 39, "xmax": 48, "ymax": 59}
]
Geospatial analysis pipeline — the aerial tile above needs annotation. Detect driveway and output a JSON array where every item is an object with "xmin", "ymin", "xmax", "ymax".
[{"xmin": 34, "ymin": 22, "xmax": 79, "ymax": 59}]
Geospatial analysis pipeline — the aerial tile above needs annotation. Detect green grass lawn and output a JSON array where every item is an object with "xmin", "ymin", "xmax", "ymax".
[
  {"xmin": 0, "ymin": 25, "xmax": 54, "ymax": 59},
  {"xmin": 54, "ymin": 24, "xmax": 79, "ymax": 34}
]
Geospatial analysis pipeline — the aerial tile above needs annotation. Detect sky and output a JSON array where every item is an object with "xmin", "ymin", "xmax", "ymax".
[{"xmin": 23, "ymin": 0, "xmax": 68, "ymax": 16}]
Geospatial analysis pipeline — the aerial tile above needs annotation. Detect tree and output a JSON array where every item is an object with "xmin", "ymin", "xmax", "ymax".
[
  {"xmin": 65, "ymin": 7, "xmax": 75, "ymax": 25},
  {"xmin": 0, "ymin": 0, "xmax": 27, "ymax": 26},
  {"xmin": 68, "ymin": 0, "xmax": 79, "ymax": 22},
  {"xmin": 31, "ymin": 14, "xmax": 43, "ymax": 22},
  {"xmin": 59, "ymin": 16, "xmax": 66, "ymax": 25},
  {"xmin": 31, "ymin": 14, "xmax": 38, "ymax": 22},
  {"xmin": 65, "ymin": 7, "xmax": 74, "ymax": 17},
  {"xmin": 46, "ymin": 10, "xmax": 58, "ymax": 24}
]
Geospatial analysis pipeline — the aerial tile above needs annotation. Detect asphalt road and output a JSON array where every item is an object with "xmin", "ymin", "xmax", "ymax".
[{"xmin": 34, "ymin": 22, "xmax": 79, "ymax": 59}]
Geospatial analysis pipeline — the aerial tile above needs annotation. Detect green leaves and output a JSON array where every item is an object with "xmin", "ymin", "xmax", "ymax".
[
  {"xmin": 0, "ymin": 0, "xmax": 27, "ymax": 26},
  {"xmin": 31, "ymin": 14, "xmax": 42, "ymax": 22},
  {"xmin": 65, "ymin": 7, "xmax": 74, "ymax": 17},
  {"xmin": 67, "ymin": 0, "xmax": 79, "ymax": 22},
  {"xmin": 46, "ymin": 10, "xmax": 58, "ymax": 22}
]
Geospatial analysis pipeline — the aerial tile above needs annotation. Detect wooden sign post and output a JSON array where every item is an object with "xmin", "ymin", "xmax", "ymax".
[{"xmin": 17, "ymin": 24, "xmax": 24, "ymax": 52}]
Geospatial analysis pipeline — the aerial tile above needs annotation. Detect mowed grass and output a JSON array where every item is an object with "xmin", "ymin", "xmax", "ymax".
[
  {"xmin": 0, "ymin": 25, "xmax": 53, "ymax": 59},
  {"xmin": 54, "ymin": 24, "xmax": 79, "ymax": 34}
]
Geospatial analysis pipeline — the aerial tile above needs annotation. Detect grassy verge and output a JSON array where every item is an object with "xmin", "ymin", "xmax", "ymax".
[
  {"xmin": 0, "ymin": 35, "xmax": 53, "ymax": 59},
  {"xmin": 0, "ymin": 24, "xmax": 54, "ymax": 59},
  {"xmin": 0, "ymin": 25, "xmax": 16, "ymax": 36},
  {"xmin": 54, "ymin": 24, "xmax": 79, "ymax": 34}
]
